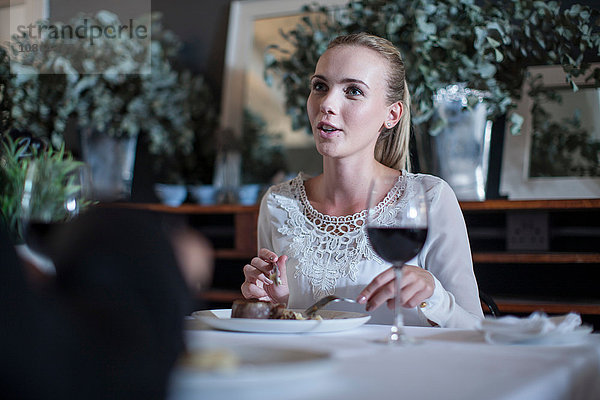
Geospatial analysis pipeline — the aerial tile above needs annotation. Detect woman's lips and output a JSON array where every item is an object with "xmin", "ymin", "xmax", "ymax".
[{"xmin": 317, "ymin": 122, "xmax": 341, "ymax": 138}]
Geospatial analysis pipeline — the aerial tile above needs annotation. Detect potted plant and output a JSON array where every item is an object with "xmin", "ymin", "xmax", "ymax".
[
  {"xmin": 266, "ymin": 0, "xmax": 599, "ymax": 132},
  {"xmin": 156, "ymin": 70, "xmax": 219, "ymax": 185},
  {"xmin": 6, "ymin": 11, "xmax": 218, "ymax": 200},
  {"xmin": 0, "ymin": 47, "xmax": 12, "ymax": 135},
  {"xmin": 4, "ymin": 42, "xmax": 75, "ymax": 149},
  {"xmin": 238, "ymin": 110, "xmax": 286, "ymax": 205},
  {"xmin": 0, "ymin": 134, "xmax": 89, "ymax": 244},
  {"xmin": 264, "ymin": 0, "xmax": 600, "ymax": 196}
]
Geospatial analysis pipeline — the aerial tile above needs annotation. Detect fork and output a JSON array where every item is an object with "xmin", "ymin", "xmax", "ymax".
[{"xmin": 303, "ymin": 295, "xmax": 357, "ymax": 317}]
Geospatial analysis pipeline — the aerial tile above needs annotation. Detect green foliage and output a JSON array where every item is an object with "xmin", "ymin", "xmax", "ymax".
[
  {"xmin": 264, "ymin": 0, "xmax": 600, "ymax": 133},
  {"xmin": 152, "ymin": 71, "xmax": 219, "ymax": 184},
  {"xmin": 0, "ymin": 135, "xmax": 29, "ymax": 243},
  {"xmin": 241, "ymin": 110, "xmax": 287, "ymax": 184},
  {"xmin": 530, "ymin": 111, "xmax": 600, "ymax": 177},
  {"xmin": 528, "ymin": 76, "xmax": 600, "ymax": 177},
  {"xmin": 0, "ymin": 134, "xmax": 87, "ymax": 243},
  {"xmin": 4, "ymin": 40, "xmax": 74, "ymax": 147},
  {"xmin": 4, "ymin": 11, "xmax": 219, "ymax": 183},
  {"xmin": 65, "ymin": 12, "xmax": 195, "ymax": 146},
  {"xmin": 0, "ymin": 47, "xmax": 11, "ymax": 134},
  {"xmin": 263, "ymin": 7, "xmax": 342, "ymax": 131}
]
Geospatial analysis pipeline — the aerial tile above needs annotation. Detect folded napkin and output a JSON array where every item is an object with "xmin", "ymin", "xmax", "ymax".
[{"xmin": 478, "ymin": 312, "xmax": 588, "ymax": 344}]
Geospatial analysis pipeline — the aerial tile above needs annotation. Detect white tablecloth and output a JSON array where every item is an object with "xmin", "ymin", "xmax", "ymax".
[{"xmin": 168, "ymin": 323, "xmax": 600, "ymax": 400}]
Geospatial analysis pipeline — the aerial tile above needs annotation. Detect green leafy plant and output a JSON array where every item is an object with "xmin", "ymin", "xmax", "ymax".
[
  {"xmin": 241, "ymin": 109, "xmax": 287, "ymax": 184},
  {"xmin": 264, "ymin": 0, "xmax": 600, "ymax": 135},
  {"xmin": 0, "ymin": 135, "xmax": 89, "ymax": 243},
  {"xmin": 66, "ymin": 12, "xmax": 194, "ymax": 145},
  {"xmin": 5, "ymin": 11, "xmax": 218, "ymax": 184},
  {"xmin": 0, "ymin": 135, "xmax": 29, "ymax": 243},
  {"xmin": 0, "ymin": 47, "xmax": 11, "ymax": 134},
  {"xmin": 8, "ymin": 10, "xmax": 152, "ymax": 141},
  {"xmin": 528, "ymin": 74, "xmax": 600, "ymax": 177},
  {"xmin": 151, "ymin": 71, "xmax": 219, "ymax": 184},
  {"xmin": 4, "ymin": 42, "xmax": 74, "ymax": 147}
]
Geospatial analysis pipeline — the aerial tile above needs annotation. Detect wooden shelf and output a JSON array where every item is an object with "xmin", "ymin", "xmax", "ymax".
[
  {"xmin": 214, "ymin": 249, "xmax": 255, "ymax": 259},
  {"xmin": 106, "ymin": 202, "xmax": 259, "ymax": 214},
  {"xmin": 107, "ymin": 199, "xmax": 600, "ymax": 212},
  {"xmin": 460, "ymin": 198, "xmax": 600, "ymax": 211},
  {"xmin": 473, "ymin": 252, "xmax": 600, "ymax": 264},
  {"xmin": 198, "ymin": 289, "xmax": 241, "ymax": 303},
  {"xmin": 104, "ymin": 203, "xmax": 260, "ymax": 259}
]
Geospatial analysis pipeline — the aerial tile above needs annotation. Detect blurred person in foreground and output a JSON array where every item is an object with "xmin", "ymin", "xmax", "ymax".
[{"xmin": 1, "ymin": 206, "xmax": 213, "ymax": 400}]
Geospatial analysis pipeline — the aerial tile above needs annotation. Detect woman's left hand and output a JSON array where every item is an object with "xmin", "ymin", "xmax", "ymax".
[{"xmin": 357, "ymin": 265, "xmax": 435, "ymax": 311}]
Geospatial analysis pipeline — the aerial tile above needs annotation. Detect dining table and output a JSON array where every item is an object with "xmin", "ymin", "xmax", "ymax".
[{"xmin": 167, "ymin": 316, "xmax": 600, "ymax": 400}]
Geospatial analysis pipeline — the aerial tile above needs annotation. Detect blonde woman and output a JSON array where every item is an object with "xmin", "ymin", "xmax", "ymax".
[{"xmin": 241, "ymin": 33, "xmax": 483, "ymax": 328}]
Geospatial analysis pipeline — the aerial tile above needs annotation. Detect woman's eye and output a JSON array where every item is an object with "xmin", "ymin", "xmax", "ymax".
[
  {"xmin": 346, "ymin": 86, "xmax": 363, "ymax": 96},
  {"xmin": 311, "ymin": 81, "xmax": 326, "ymax": 92}
]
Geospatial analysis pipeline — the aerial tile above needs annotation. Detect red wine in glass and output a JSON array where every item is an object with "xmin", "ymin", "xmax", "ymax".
[
  {"xmin": 20, "ymin": 160, "xmax": 91, "ymax": 272},
  {"xmin": 366, "ymin": 227, "xmax": 428, "ymax": 265},
  {"xmin": 24, "ymin": 221, "xmax": 66, "ymax": 260}
]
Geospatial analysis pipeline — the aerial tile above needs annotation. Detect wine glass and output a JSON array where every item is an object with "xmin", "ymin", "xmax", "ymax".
[
  {"xmin": 20, "ymin": 159, "xmax": 92, "ymax": 273},
  {"xmin": 365, "ymin": 174, "xmax": 428, "ymax": 344}
]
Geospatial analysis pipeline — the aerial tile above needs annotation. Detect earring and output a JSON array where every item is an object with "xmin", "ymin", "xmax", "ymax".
[{"xmin": 386, "ymin": 122, "xmax": 392, "ymax": 128}]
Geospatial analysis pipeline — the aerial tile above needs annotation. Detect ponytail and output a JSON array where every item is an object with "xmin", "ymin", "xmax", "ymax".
[{"xmin": 374, "ymin": 81, "xmax": 411, "ymax": 172}]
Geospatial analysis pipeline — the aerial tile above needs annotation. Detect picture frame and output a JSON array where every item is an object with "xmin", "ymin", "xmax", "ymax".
[
  {"xmin": 1, "ymin": 0, "xmax": 46, "ymax": 47},
  {"xmin": 219, "ymin": 0, "xmax": 346, "ymax": 138},
  {"xmin": 499, "ymin": 64, "xmax": 600, "ymax": 200}
]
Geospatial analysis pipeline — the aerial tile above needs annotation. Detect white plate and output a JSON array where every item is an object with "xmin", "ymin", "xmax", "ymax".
[
  {"xmin": 169, "ymin": 345, "xmax": 332, "ymax": 393},
  {"xmin": 192, "ymin": 309, "xmax": 371, "ymax": 333}
]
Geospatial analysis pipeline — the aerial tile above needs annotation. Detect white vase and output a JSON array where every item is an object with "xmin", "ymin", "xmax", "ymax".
[
  {"xmin": 213, "ymin": 151, "xmax": 241, "ymax": 204},
  {"xmin": 420, "ymin": 84, "xmax": 492, "ymax": 201},
  {"xmin": 80, "ymin": 128, "xmax": 137, "ymax": 201}
]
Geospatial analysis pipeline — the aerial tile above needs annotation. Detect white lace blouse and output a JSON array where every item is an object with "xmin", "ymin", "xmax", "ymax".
[{"xmin": 257, "ymin": 172, "xmax": 484, "ymax": 328}]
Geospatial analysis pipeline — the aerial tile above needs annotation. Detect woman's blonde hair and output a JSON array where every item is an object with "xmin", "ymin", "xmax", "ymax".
[{"xmin": 327, "ymin": 32, "xmax": 411, "ymax": 171}]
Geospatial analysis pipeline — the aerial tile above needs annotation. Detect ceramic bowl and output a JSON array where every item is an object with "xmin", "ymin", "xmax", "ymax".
[
  {"xmin": 238, "ymin": 184, "xmax": 261, "ymax": 205},
  {"xmin": 154, "ymin": 183, "xmax": 187, "ymax": 207},
  {"xmin": 189, "ymin": 185, "xmax": 218, "ymax": 205}
]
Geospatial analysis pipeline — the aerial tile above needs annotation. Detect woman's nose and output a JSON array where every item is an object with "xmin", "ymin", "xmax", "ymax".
[{"xmin": 319, "ymin": 91, "xmax": 338, "ymax": 115}]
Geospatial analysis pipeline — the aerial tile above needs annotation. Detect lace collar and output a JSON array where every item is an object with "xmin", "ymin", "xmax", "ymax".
[
  {"xmin": 273, "ymin": 172, "xmax": 412, "ymax": 299},
  {"xmin": 293, "ymin": 171, "xmax": 406, "ymax": 232}
]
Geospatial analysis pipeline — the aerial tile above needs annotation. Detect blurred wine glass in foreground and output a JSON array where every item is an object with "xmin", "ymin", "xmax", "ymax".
[{"xmin": 20, "ymin": 158, "xmax": 92, "ymax": 273}]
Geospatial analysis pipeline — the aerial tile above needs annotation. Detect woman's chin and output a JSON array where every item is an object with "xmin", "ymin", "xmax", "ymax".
[{"xmin": 315, "ymin": 143, "xmax": 341, "ymax": 159}]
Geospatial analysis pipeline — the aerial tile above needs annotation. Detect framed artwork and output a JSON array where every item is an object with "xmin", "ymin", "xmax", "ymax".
[
  {"xmin": 1, "ymin": 0, "xmax": 46, "ymax": 47},
  {"xmin": 220, "ymin": 0, "xmax": 346, "ymax": 176},
  {"xmin": 500, "ymin": 64, "xmax": 600, "ymax": 199}
]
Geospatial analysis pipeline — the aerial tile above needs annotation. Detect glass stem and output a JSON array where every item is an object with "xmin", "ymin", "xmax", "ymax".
[{"xmin": 390, "ymin": 264, "xmax": 407, "ymax": 343}]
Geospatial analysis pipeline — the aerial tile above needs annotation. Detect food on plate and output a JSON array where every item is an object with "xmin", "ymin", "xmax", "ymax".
[
  {"xmin": 231, "ymin": 299, "xmax": 285, "ymax": 319},
  {"xmin": 231, "ymin": 299, "xmax": 322, "ymax": 320}
]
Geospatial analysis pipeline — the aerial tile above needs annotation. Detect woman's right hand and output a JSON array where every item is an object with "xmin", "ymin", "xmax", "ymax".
[{"xmin": 241, "ymin": 248, "xmax": 289, "ymax": 304}]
